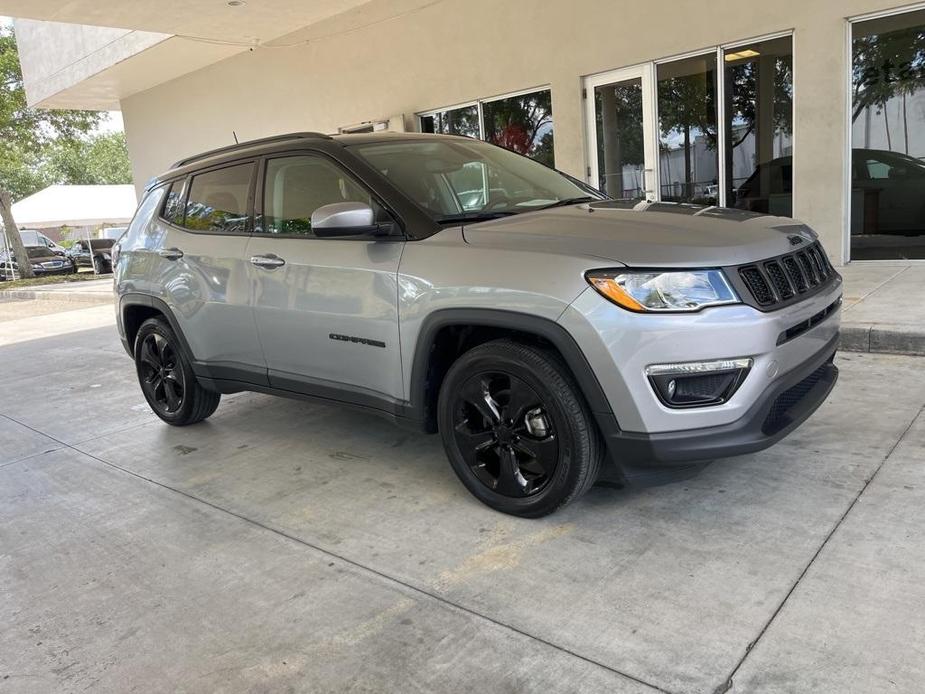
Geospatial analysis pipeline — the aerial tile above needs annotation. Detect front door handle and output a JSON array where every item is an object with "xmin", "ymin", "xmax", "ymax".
[
  {"xmin": 250, "ymin": 254, "xmax": 286, "ymax": 269},
  {"xmin": 157, "ymin": 247, "xmax": 184, "ymax": 260}
]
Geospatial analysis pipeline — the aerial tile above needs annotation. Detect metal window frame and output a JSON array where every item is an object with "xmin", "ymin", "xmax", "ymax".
[{"xmin": 845, "ymin": 2, "xmax": 925, "ymax": 264}]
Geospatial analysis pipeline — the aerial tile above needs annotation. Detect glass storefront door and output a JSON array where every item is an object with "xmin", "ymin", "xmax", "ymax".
[{"xmin": 584, "ymin": 65, "xmax": 658, "ymax": 202}]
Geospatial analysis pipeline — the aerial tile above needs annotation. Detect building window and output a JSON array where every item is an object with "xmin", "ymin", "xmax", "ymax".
[
  {"xmin": 420, "ymin": 104, "xmax": 480, "ymax": 138},
  {"xmin": 418, "ymin": 88, "xmax": 555, "ymax": 166},
  {"xmin": 586, "ymin": 34, "xmax": 793, "ymax": 211},
  {"xmin": 851, "ymin": 9, "xmax": 925, "ymax": 260},
  {"xmin": 482, "ymin": 90, "xmax": 554, "ymax": 167},
  {"xmin": 656, "ymin": 54, "xmax": 719, "ymax": 205},
  {"xmin": 724, "ymin": 36, "xmax": 794, "ymax": 217}
]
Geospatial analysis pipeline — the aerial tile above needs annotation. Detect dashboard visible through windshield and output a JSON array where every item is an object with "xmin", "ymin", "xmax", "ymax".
[{"xmin": 350, "ymin": 138, "xmax": 604, "ymax": 223}]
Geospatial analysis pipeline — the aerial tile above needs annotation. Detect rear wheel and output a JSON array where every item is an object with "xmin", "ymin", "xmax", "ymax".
[
  {"xmin": 438, "ymin": 340, "xmax": 602, "ymax": 517},
  {"xmin": 134, "ymin": 317, "xmax": 220, "ymax": 426}
]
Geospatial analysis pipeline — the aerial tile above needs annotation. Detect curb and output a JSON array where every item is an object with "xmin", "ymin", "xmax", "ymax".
[
  {"xmin": 840, "ymin": 324, "xmax": 925, "ymax": 357},
  {"xmin": 0, "ymin": 288, "xmax": 112, "ymax": 304}
]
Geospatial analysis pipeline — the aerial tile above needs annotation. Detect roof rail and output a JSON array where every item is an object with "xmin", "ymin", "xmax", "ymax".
[{"xmin": 171, "ymin": 131, "xmax": 333, "ymax": 169}]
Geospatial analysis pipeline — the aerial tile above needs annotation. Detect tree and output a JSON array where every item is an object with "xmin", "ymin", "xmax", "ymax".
[
  {"xmin": 0, "ymin": 190, "xmax": 33, "ymax": 278},
  {"xmin": 45, "ymin": 132, "xmax": 133, "ymax": 186},
  {"xmin": 1, "ymin": 24, "xmax": 131, "ymax": 275}
]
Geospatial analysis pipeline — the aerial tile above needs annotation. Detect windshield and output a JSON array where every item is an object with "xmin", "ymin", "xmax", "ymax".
[{"xmin": 350, "ymin": 138, "xmax": 604, "ymax": 222}]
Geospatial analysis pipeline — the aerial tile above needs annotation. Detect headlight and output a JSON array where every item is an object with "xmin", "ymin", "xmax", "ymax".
[
  {"xmin": 586, "ymin": 269, "xmax": 739, "ymax": 312},
  {"xmin": 31, "ymin": 263, "xmax": 42, "ymax": 270}
]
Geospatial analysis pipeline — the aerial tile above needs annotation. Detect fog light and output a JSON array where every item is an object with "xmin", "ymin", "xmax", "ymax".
[{"xmin": 646, "ymin": 358, "xmax": 752, "ymax": 408}]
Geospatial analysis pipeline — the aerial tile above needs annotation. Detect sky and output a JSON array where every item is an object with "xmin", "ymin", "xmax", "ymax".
[{"xmin": 1, "ymin": 15, "xmax": 124, "ymax": 133}]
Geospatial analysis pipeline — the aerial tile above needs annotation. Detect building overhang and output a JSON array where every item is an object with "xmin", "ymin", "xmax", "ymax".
[{"xmin": 3, "ymin": 0, "xmax": 428, "ymax": 110}]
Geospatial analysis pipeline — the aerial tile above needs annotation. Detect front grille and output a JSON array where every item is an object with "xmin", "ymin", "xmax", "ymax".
[
  {"xmin": 762, "ymin": 357, "xmax": 834, "ymax": 435},
  {"xmin": 764, "ymin": 261, "xmax": 794, "ymax": 300},
  {"xmin": 735, "ymin": 241, "xmax": 837, "ymax": 311},
  {"xmin": 740, "ymin": 267, "xmax": 775, "ymax": 306}
]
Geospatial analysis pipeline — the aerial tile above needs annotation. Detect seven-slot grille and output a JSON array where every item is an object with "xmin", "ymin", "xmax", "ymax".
[{"xmin": 737, "ymin": 242, "xmax": 835, "ymax": 310}]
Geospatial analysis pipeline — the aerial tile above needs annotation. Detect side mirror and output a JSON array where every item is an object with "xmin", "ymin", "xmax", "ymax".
[{"xmin": 311, "ymin": 202, "xmax": 388, "ymax": 238}]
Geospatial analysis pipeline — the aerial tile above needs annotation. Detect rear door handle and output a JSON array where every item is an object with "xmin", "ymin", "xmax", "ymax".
[
  {"xmin": 250, "ymin": 254, "xmax": 286, "ymax": 269},
  {"xmin": 157, "ymin": 247, "xmax": 184, "ymax": 260}
]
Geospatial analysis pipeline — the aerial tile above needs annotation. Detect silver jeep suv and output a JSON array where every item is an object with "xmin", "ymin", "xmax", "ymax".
[{"xmin": 115, "ymin": 132, "xmax": 841, "ymax": 517}]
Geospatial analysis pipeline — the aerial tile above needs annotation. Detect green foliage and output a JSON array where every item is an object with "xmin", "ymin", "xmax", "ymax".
[
  {"xmin": 0, "ymin": 25, "xmax": 131, "ymax": 202},
  {"xmin": 44, "ymin": 131, "xmax": 133, "ymax": 186}
]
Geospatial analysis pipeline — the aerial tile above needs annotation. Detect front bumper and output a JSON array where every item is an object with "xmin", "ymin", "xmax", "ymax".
[
  {"xmin": 594, "ymin": 332, "xmax": 838, "ymax": 482},
  {"xmin": 560, "ymin": 275, "xmax": 842, "ymax": 484}
]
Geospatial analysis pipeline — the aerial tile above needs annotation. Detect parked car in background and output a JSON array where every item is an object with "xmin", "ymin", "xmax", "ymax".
[
  {"xmin": 68, "ymin": 238, "xmax": 116, "ymax": 273},
  {"xmin": 0, "ymin": 245, "xmax": 76, "ymax": 280},
  {"xmin": 735, "ymin": 149, "xmax": 925, "ymax": 235},
  {"xmin": 17, "ymin": 229, "xmax": 67, "ymax": 254}
]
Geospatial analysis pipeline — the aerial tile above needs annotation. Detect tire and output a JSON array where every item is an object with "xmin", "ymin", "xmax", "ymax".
[
  {"xmin": 437, "ymin": 339, "xmax": 603, "ymax": 518},
  {"xmin": 93, "ymin": 257, "xmax": 111, "ymax": 274},
  {"xmin": 134, "ymin": 317, "xmax": 220, "ymax": 426}
]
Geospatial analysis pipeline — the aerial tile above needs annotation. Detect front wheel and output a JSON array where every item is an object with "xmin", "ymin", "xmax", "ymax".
[
  {"xmin": 438, "ymin": 340, "xmax": 603, "ymax": 517},
  {"xmin": 134, "ymin": 317, "xmax": 220, "ymax": 426}
]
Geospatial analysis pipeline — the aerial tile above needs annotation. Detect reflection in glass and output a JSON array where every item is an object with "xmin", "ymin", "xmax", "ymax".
[
  {"xmin": 481, "ymin": 90, "xmax": 555, "ymax": 167},
  {"xmin": 184, "ymin": 163, "xmax": 253, "ymax": 233},
  {"xmin": 851, "ymin": 10, "xmax": 925, "ymax": 259},
  {"xmin": 725, "ymin": 36, "xmax": 793, "ymax": 217},
  {"xmin": 420, "ymin": 105, "xmax": 480, "ymax": 138},
  {"xmin": 594, "ymin": 78, "xmax": 645, "ymax": 199},
  {"xmin": 657, "ymin": 54, "xmax": 718, "ymax": 204}
]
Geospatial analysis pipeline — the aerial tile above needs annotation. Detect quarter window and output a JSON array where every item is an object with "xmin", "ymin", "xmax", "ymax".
[
  {"xmin": 262, "ymin": 155, "xmax": 378, "ymax": 236},
  {"xmin": 183, "ymin": 163, "xmax": 254, "ymax": 233},
  {"xmin": 162, "ymin": 181, "xmax": 185, "ymax": 225}
]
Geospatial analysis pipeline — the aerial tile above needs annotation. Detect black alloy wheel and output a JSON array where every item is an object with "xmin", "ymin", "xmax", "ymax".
[
  {"xmin": 134, "ymin": 317, "xmax": 221, "ymax": 426},
  {"xmin": 452, "ymin": 371, "xmax": 559, "ymax": 497},
  {"xmin": 138, "ymin": 332, "xmax": 185, "ymax": 414},
  {"xmin": 438, "ymin": 339, "xmax": 602, "ymax": 518}
]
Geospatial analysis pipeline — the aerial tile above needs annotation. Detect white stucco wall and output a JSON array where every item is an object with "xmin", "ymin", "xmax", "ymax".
[
  {"xmin": 117, "ymin": 0, "xmax": 914, "ymax": 261},
  {"xmin": 14, "ymin": 19, "xmax": 169, "ymax": 109}
]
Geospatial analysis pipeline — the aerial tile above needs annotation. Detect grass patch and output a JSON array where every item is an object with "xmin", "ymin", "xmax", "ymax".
[{"xmin": 0, "ymin": 272, "xmax": 111, "ymax": 290}]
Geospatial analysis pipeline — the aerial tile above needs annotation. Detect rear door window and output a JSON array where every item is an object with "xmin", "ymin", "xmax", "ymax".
[{"xmin": 183, "ymin": 162, "xmax": 255, "ymax": 233}]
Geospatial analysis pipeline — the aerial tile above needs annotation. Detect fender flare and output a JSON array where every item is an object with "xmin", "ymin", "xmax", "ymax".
[
  {"xmin": 119, "ymin": 293, "xmax": 196, "ymax": 363},
  {"xmin": 408, "ymin": 308, "xmax": 614, "ymax": 420}
]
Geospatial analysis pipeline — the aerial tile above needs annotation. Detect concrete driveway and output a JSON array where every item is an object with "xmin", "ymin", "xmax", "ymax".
[{"xmin": 1, "ymin": 298, "xmax": 924, "ymax": 694}]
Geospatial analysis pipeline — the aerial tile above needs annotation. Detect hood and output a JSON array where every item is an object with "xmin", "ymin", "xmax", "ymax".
[{"xmin": 461, "ymin": 201, "xmax": 817, "ymax": 267}]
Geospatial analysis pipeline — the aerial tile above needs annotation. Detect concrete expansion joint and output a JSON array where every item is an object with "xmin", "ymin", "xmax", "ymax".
[
  {"xmin": 711, "ymin": 401, "xmax": 925, "ymax": 693},
  {"xmin": 0, "ymin": 412, "xmax": 673, "ymax": 694}
]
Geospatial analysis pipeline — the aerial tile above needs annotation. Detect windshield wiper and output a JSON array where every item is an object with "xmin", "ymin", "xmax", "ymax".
[
  {"xmin": 536, "ymin": 196, "xmax": 598, "ymax": 210},
  {"xmin": 435, "ymin": 211, "xmax": 519, "ymax": 224}
]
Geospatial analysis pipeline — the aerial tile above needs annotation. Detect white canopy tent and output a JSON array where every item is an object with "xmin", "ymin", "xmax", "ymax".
[
  {"xmin": 9, "ymin": 184, "xmax": 137, "ymax": 228},
  {"xmin": 1, "ymin": 184, "xmax": 137, "ymax": 281}
]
